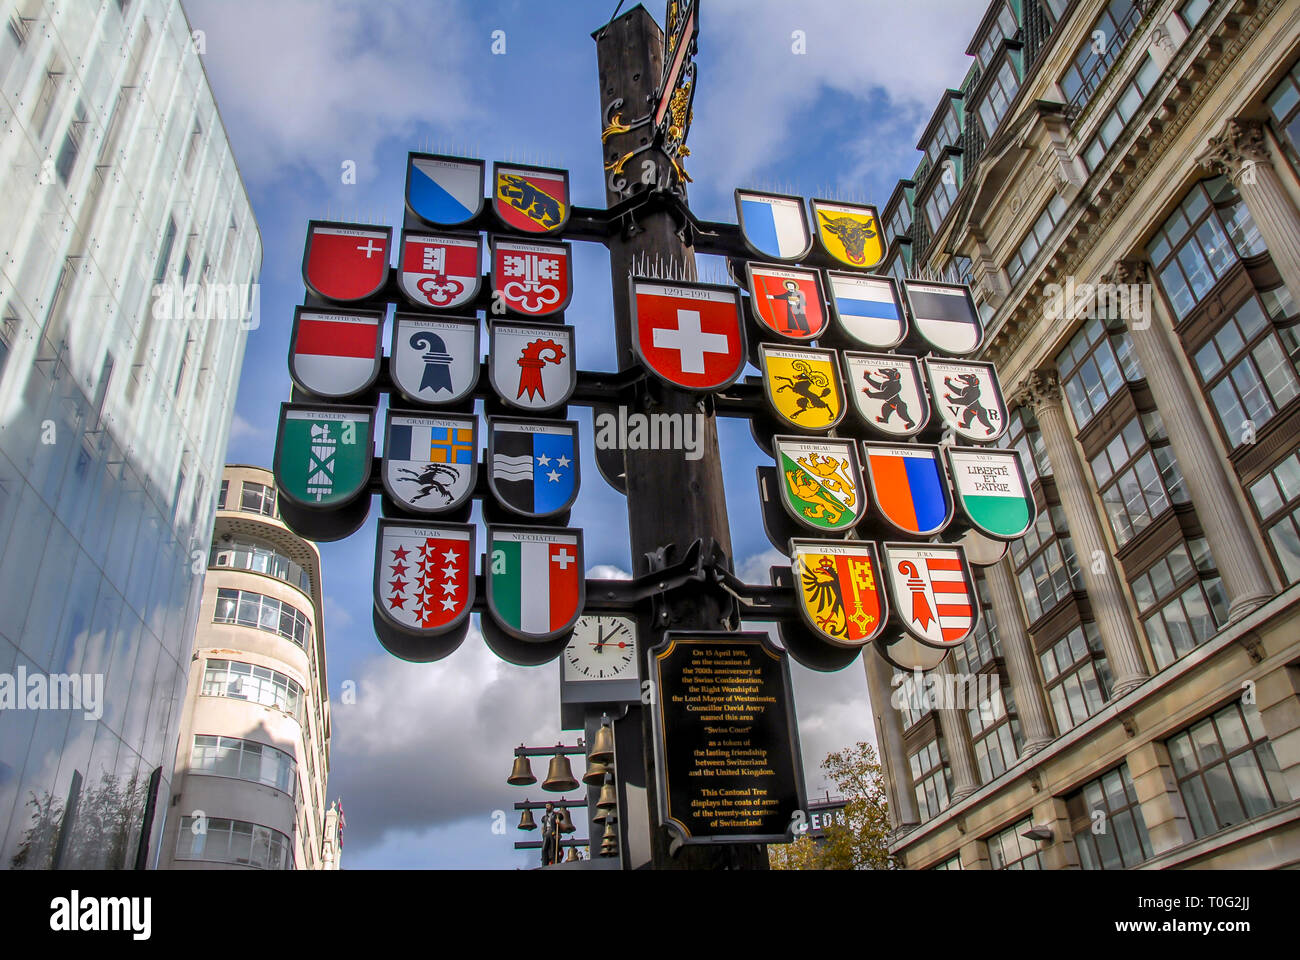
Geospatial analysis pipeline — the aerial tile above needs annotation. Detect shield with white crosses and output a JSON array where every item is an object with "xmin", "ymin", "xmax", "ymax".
[
  {"xmin": 374, "ymin": 520, "xmax": 475, "ymax": 637},
  {"xmin": 487, "ymin": 525, "xmax": 585, "ymax": 642},
  {"xmin": 630, "ymin": 277, "xmax": 747, "ymax": 392}
]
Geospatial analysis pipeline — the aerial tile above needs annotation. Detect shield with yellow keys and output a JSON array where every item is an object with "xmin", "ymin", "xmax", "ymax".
[
  {"xmin": 759, "ymin": 343, "xmax": 845, "ymax": 432},
  {"xmin": 810, "ymin": 199, "xmax": 884, "ymax": 269},
  {"xmin": 790, "ymin": 539, "xmax": 888, "ymax": 647}
]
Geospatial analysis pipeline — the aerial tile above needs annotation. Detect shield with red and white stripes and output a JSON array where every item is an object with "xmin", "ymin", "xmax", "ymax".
[
  {"xmin": 881, "ymin": 543, "xmax": 977, "ymax": 649},
  {"xmin": 486, "ymin": 525, "xmax": 585, "ymax": 641},
  {"xmin": 288, "ymin": 307, "xmax": 383, "ymax": 398}
]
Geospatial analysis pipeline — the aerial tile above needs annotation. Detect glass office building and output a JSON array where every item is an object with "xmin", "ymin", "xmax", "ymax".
[{"xmin": 0, "ymin": 0, "xmax": 259, "ymax": 868}]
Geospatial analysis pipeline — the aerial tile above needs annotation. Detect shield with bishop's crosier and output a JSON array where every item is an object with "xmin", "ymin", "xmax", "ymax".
[
  {"xmin": 398, "ymin": 232, "xmax": 481, "ymax": 311},
  {"xmin": 882, "ymin": 543, "xmax": 978, "ymax": 649},
  {"xmin": 759, "ymin": 343, "xmax": 845, "ymax": 432},
  {"xmin": 389, "ymin": 316, "xmax": 480, "ymax": 407},
  {"xmin": 791, "ymin": 539, "xmax": 888, "ymax": 648},
  {"xmin": 772, "ymin": 436, "xmax": 864, "ymax": 533},
  {"xmin": 488, "ymin": 322, "xmax": 576, "ymax": 413},
  {"xmin": 374, "ymin": 519, "xmax": 475, "ymax": 637}
]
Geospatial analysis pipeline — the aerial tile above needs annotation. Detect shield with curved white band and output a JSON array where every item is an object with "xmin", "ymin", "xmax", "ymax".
[
  {"xmin": 881, "ymin": 543, "xmax": 978, "ymax": 649},
  {"xmin": 398, "ymin": 232, "xmax": 481, "ymax": 310},
  {"xmin": 491, "ymin": 238, "xmax": 572, "ymax": 317}
]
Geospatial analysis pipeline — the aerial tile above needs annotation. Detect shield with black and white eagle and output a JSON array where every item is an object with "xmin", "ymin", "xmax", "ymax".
[
  {"xmin": 487, "ymin": 525, "xmax": 585, "ymax": 642},
  {"xmin": 882, "ymin": 543, "xmax": 978, "ymax": 649},
  {"xmin": 382, "ymin": 410, "xmax": 477, "ymax": 514},
  {"xmin": 374, "ymin": 519, "xmax": 475, "ymax": 637},
  {"xmin": 791, "ymin": 539, "xmax": 887, "ymax": 648},
  {"xmin": 488, "ymin": 322, "xmax": 576, "ymax": 412},
  {"xmin": 389, "ymin": 316, "xmax": 481, "ymax": 406}
]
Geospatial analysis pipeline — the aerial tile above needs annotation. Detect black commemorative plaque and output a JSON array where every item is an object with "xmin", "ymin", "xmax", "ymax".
[{"xmin": 649, "ymin": 631, "xmax": 807, "ymax": 845}]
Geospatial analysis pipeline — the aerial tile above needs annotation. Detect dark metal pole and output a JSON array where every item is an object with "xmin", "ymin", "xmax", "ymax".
[{"xmin": 594, "ymin": 6, "xmax": 766, "ymax": 870}]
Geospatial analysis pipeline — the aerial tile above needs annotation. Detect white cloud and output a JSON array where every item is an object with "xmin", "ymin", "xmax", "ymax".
[
  {"xmin": 736, "ymin": 547, "xmax": 786, "ymax": 585},
  {"xmin": 183, "ymin": 0, "xmax": 476, "ymax": 183},
  {"xmin": 691, "ymin": 0, "xmax": 988, "ymax": 191},
  {"xmin": 226, "ymin": 411, "xmax": 262, "ymax": 442},
  {"xmin": 586, "ymin": 564, "xmax": 632, "ymax": 580}
]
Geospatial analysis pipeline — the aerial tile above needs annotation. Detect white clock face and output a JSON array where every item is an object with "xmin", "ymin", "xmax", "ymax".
[{"xmin": 564, "ymin": 616, "xmax": 637, "ymax": 681}]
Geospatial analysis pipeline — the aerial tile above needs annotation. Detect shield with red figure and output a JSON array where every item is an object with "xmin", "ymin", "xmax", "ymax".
[
  {"xmin": 882, "ymin": 543, "xmax": 978, "ymax": 649},
  {"xmin": 488, "ymin": 322, "xmax": 576, "ymax": 413}
]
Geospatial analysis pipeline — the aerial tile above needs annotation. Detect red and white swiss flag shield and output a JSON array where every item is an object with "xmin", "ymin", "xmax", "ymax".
[
  {"xmin": 302, "ymin": 221, "xmax": 392, "ymax": 302},
  {"xmin": 630, "ymin": 279, "xmax": 746, "ymax": 392},
  {"xmin": 288, "ymin": 307, "xmax": 383, "ymax": 398}
]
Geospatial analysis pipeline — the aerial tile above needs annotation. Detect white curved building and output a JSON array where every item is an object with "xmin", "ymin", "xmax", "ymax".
[{"xmin": 158, "ymin": 465, "xmax": 333, "ymax": 870}]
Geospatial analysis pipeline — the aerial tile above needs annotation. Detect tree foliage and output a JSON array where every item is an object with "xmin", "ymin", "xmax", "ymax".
[{"xmin": 769, "ymin": 740, "xmax": 899, "ymax": 870}]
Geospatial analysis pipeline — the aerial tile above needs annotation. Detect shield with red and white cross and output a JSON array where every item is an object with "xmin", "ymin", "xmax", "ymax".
[
  {"xmin": 881, "ymin": 543, "xmax": 978, "ymax": 649},
  {"xmin": 491, "ymin": 238, "xmax": 572, "ymax": 317},
  {"xmin": 629, "ymin": 278, "xmax": 747, "ymax": 392},
  {"xmin": 398, "ymin": 231, "xmax": 481, "ymax": 310},
  {"xmin": 302, "ymin": 221, "xmax": 392, "ymax": 302},
  {"xmin": 374, "ymin": 520, "xmax": 476, "ymax": 637},
  {"xmin": 486, "ymin": 525, "xmax": 585, "ymax": 642}
]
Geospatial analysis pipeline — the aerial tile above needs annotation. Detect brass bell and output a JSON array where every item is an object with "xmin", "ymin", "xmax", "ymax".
[
  {"xmin": 582, "ymin": 758, "xmax": 610, "ymax": 786},
  {"xmin": 558, "ymin": 806, "xmax": 576, "ymax": 834},
  {"xmin": 591, "ymin": 805, "xmax": 608, "ymax": 823},
  {"xmin": 517, "ymin": 806, "xmax": 537, "ymax": 831},
  {"xmin": 507, "ymin": 751, "xmax": 536, "ymax": 786},
  {"xmin": 600, "ymin": 840, "xmax": 615, "ymax": 857},
  {"xmin": 596, "ymin": 776, "xmax": 617, "ymax": 809},
  {"xmin": 564, "ymin": 846, "xmax": 579, "ymax": 862},
  {"xmin": 589, "ymin": 720, "xmax": 615, "ymax": 764},
  {"xmin": 602, "ymin": 819, "xmax": 618, "ymax": 842},
  {"xmin": 542, "ymin": 751, "xmax": 579, "ymax": 792}
]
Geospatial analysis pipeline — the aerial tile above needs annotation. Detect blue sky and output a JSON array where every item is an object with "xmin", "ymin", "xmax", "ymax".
[{"xmin": 183, "ymin": 0, "xmax": 990, "ymax": 868}]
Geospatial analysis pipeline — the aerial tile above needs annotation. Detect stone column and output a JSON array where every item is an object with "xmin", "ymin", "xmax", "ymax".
[
  {"xmin": 1012, "ymin": 370, "xmax": 1150, "ymax": 695},
  {"xmin": 1200, "ymin": 118, "xmax": 1300, "ymax": 305},
  {"xmin": 1126, "ymin": 740, "xmax": 1196, "ymax": 855},
  {"xmin": 935, "ymin": 658, "xmax": 982, "ymax": 802},
  {"xmin": 1254, "ymin": 663, "xmax": 1300, "ymax": 804},
  {"xmin": 863, "ymin": 650, "xmax": 919, "ymax": 828},
  {"xmin": 983, "ymin": 558, "xmax": 1056, "ymax": 753},
  {"xmin": 1110, "ymin": 259, "xmax": 1275, "ymax": 619}
]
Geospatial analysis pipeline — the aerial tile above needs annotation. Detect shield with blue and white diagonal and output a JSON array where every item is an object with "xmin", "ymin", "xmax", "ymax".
[
  {"xmin": 487, "ymin": 417, "xmax": 580, "ymax": 518},
  {"xmin": 405, "ymin": 153, "xmax": 485, "ymax": 227}
]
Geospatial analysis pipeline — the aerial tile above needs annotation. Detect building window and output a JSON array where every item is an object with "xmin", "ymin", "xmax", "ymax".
[
  {"xmin": 1147, "ymin": 176, "xmax": 1267, "ymax": 321},
  {"xmin": 1178, "ymin": 0, "xmax": 1211, "ymax": 30},
  {"xmin": 978, "ymin": 58, "xmax": 1021, "ymax": 138},
  {"xmin": 1060, "ymin": 0, "xmax": 1143, "ymax": 110},
  {"xmin": 218, "ymin": 479, "xmax": 228, "ymax": 509},
  {"xmin": 213, "ymin": 588, "xmax": 312, "ymax": 649},
  {"xmin": 922, "ymin": 172, "xmax": 959, "ymax": 233},
  {"xmin": 909, "ymin": 738, "xmax": 952, "ymax": 820},
  {"xmin": 202, "ymin": 658, "xmax": 304, "ymax": 720},
  {"xmin": 923, "ymin": 102, "xmax": 962, "ymax": 170},
  {"xmin": 1010, "ymin": 506, "xmax": 1084, "ymax": 623},
  {"xmin": 987, "ymin": 817, "xmax": 1044, "ymax": 869},
  {"xmin": 973, "ymin": 3, "xmax": 1018, "ymax": 71},
  {"xmin": 952, "ymin": 576, "xmax": 1001, "ymax": 675},
  {"xmin": 1056, "ymin": 317, "xmax": 1144, "ymax": 428},
  {"xmin": 1007, "ymin": 194, "xmax": 1068, "ymax": 285},
  {"xmin": 895, "ymin": 669, "xmax": 934, "ymax": 730},
  {"xmin": 176, "ymin": 817, "xmax": 293, "ymax": 870},
  {"xmin": 885, "ymin": 200, "xmax": 912, "ymax": 248},
  {"xmin": 967, "ymin": 678, "xmax": 1021, "ymax": 784},
  {"xmin": 1082, "ymin": 52, "xmax": 1161, "ymax": 171},
  {"xmin": 1248, "ymin": 446, "xmax": 1300, "ymax": 582},
  {"xmin": 1039, "ymin": 623, "xmax": 1112, "ymax": 732},
  {"xmin": 153, "ymin": 215, "xmax": 177, "ymax": 285},
  {"xmin": 191, "ymin": 735, "xmax": 297, "ymax": 798},
  {"xmin": 1191, "ymin": 296, "xmax": 1300, "ymax": 449},
  {"xmin": 240, "ymin": 480, "xmax": 277, "ymax": 517},
  {"xmin": 932, "ymin": 854, "xmax": 963, "ymax": 870},
  {"xmin": 1066, "ymin": 764, "xmax": 1153, "ymax": 869},
  {"xmin": 1088, "ymin": 411, "xmax": 1189, "ymax": 547},
  {"xmin": 1132, "ymin": 538, "xmax": 1228, "ymax": 670},
  {"xmin": 1167, "ymin": 701, "xmax": 1290, "ymax": 839},
  {"xmin": 1006, "ymin": 407, "xmax": 1053, "ymax": 485},
  {"xmin": 211, "ymin": 539, "xmax": 312, "ymax": 594},
  {"xmin": 1267, "ymin": 59, "xmax": 1300, "ymax": 173}
]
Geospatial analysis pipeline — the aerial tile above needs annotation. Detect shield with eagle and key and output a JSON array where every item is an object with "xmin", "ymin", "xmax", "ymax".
[{"xmin": 790, "ymin": 539, "xmax": 888, "ymax": 648}]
